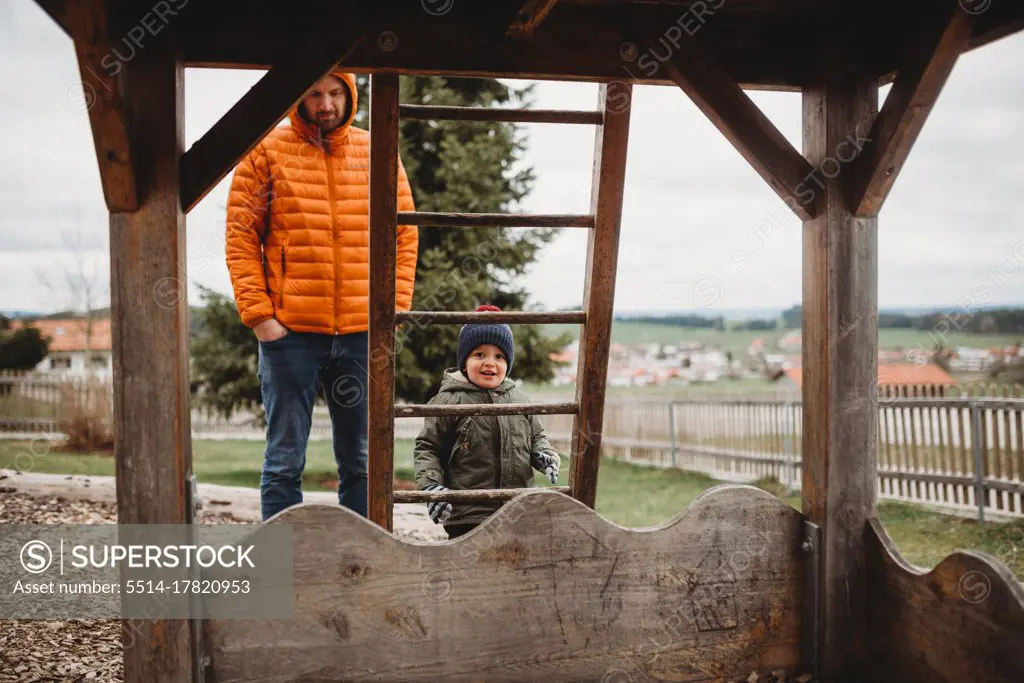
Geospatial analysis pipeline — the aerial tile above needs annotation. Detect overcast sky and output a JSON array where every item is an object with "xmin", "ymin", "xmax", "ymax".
[{"xmin": 2, "ymin": 2, "xmax": 1023, "ymax": 316}]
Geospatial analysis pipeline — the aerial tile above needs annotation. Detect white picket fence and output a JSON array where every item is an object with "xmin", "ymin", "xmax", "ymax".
[{"xmin": 4, "ymin": 370, "xmax": 1023, "ymax": 519}]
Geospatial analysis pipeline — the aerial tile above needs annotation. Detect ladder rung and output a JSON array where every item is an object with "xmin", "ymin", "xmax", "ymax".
[
  {"xmin": 396, "ymin": 402, "xmax": 578, "ymax": 418},
  {"xmin": 399, "ymin": 104, "xmax": 602, "ymax": 125},
  {"xmin": 397, "ymin": 212, "xmax": 593, "ymax": 228},
  {"xmin": 396, "ymin": 310, "xmax": 585, "ymax": 325},
  {"xmin": 395, "ymin": 487, "xmax": 571, "ymax": 504}
]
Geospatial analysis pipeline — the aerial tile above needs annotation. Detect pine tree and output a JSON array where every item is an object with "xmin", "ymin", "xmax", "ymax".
[
  {"xmin": 352, "ymin": 75, "xmax": 572, "ymax": 402},
  {"xmin": 190, "ymin": 285, "xmax": 262, "ymax": 419},
  {"xmin": 191, "ymin": 75, "xmax": 572, "ymax": 415}
]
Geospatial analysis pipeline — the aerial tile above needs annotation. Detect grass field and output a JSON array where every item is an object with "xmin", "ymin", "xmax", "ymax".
[
  {"xmin": 2, "ymin": 439, "xmax": 1020, "ymax": 578},
  {"xmin": 544, "ymin": 320, "xmax": 1023, "ymax": 355}
]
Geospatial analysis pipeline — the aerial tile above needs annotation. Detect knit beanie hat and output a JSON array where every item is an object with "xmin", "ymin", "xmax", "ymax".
[{"xmin": 457, "ymin": 305, "xmax": 515, "ymax": 376}]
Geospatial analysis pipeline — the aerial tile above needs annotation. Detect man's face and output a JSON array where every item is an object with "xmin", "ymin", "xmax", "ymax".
[{"xmin": 301, "ymin": 75, "xmax": 349, "ymax": 133}]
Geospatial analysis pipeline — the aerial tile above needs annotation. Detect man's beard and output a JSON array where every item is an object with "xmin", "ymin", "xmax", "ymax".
[
  {"xmin": 317, "ymin": 113, "xmax": 342, "ymax": 131},
  {"xmin": 300, "ymin": 105, "xmax": 342, "ymax": 134},
  {"xmin": 314, "ymin": 115, "xmax": 341, "ymax": 133}
]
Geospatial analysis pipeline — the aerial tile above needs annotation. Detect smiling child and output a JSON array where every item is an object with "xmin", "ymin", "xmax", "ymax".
[{"xmin": 412, "ymin": 304, "xmax": 562, "ymax": 539}]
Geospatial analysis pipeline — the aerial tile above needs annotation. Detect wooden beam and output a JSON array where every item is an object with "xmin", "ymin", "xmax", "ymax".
[
  {"xmin": 396, "ymin": 401, "xmax": 577, "ymax": 418},
  {"xmin": 802, "ymin": 73, "xmax": 879, "ymax": 683},
  {"xmin": 621, "ymin": 16, "xmax": 820, "ymax": 220},
  {"xmin": 968, "ymin": 0, "xmax": 1024, "ymax": 51},
  {"xmin": 367, "ymin": 72, "xmax": 401, "ymax": 533},
  {"xmin": 507, "ymin": 0, "xmax": 559, "ymax": 38},
  {"xmin": 570, "ymin": 83, "xmax": 632, "ymax": 510},
  {"xmin": 396, "ymin": 212, "xmax": 593, "ymax": 228},
  {"xmin": 178, "ymin": 0, "xmax": 834, "ymax": 91},
  {"xmin": 394, "ymin": 486, "xmax": 570, "ymax": 503},
  {"xmin": 66, "ymin": 0, "xmax": 139, "ymax": 212},
  {"xmin": 394, "ymin": 310, "xmax": 586, "ymax": 325},
  {"xmin": 33, "ymin": 0, "xmax": 70, "ymax": 37},
  {"xmin": 853, "ymin": 4, "xmax": 971, "ymax": 217},
  {"xmin": 178, "ymin": 1, "xmax": 370, "ymax": 213},
  {"xmin": 109, "ymin": 27, "xmax": 194, "ymax": 683},
  {"xmin": 399, "ymin": 104, "xmax": 602, "ymax": 125}
]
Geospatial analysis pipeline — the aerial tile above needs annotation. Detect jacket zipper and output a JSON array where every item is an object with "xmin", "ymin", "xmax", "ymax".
[
  {"xmin": 324, "ymin": 141, "xmax": 340, "ymax": 334},
  {"xmin": 491, "ymin": 391, "xmax": 502, "ymax": 489},
  {"xmin": 279, "ymin": 243, "xmax": 287, "ymax": 309}
]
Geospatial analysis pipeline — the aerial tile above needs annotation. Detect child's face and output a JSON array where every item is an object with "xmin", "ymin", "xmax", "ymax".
[{"xmin": 465, "ymin": 344, "xmax": 508, "ymax": 389}]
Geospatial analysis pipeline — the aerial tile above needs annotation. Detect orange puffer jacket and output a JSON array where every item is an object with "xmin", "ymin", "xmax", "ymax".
[{"xmin": 225, "ymin": 70, "xmax": 418, "ymax": 335}]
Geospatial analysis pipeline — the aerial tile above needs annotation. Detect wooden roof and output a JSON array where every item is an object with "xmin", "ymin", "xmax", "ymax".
[
  {"xmin": 34, "ymin": 0, "xmax": 1023, "ymax": 216},
  {"xmin": 37, "ymin": 0, "xmax": 1024, "ymax": 90}
]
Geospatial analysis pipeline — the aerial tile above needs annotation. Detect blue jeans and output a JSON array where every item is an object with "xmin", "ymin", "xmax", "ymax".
[{"xmin": 257, "ymin": 331, "xmax": 369, "ymax": 521}]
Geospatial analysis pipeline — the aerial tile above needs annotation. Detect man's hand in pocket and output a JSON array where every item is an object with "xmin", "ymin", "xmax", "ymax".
[{"xmin": 254, "ymin": 318, "xmax": 289, "ymax": 343}]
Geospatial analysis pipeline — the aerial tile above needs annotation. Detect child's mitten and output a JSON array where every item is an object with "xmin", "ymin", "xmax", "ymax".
[
  {"xmin": 530, "ymin": 451, "xmax": 560, "ymax": 485},
  {"xmin": 424, "ymin": 483, "xmax": 454, "ymax": 524}
]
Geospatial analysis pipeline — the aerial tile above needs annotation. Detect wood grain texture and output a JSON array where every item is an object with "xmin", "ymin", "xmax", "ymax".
[
  {"xmin": 394, "ymin": 486, "xmax": 570, "ymax": 503},
  {"xmin": 865, "ymin": 518, "xmax": 1024, "ymax": 682},
  {"xmin": 853, "ymin": 2, "xmax": 971, "ymax": 217},
  {"xmin": 397, "ymin": 402, "xmax": 577, "ymax": 418},
  {"xmin": 507, "ymin": 0, "xmax": 561, "ymax": 37},
  {"xmin": 801, "ymin": 73, "xmax": 879, "ymax": 683},
  {"xmin": 399, "ymin": 104, "xmax": 601, "ymax": 125},
  {"xmin": 107, "ymin": 27, "xmax": 194, "ymax": 683},
  {"xmin": 396, "ymin": 212, "xmax": 593, "ymax": 228},
  {"xmin": 395, "ymin": 310, "xmax": 585, "ymax": 325},
  {"xmin": 367, "ymin": 72, "xmax": 401, "ymax": 532},
  {"xmin": 204, "ymin": 486, "xmax": 806, "ymax": 683},
  {"xmin": 66, "ymin": 0, "xmax": 138, "ymax": 212},
  {"xmin": 621, "ymin": 14, "xmax": 819, "ymax": 221},
  {"xmin": 179, "ymin": 0, "xmax": 369, "ymax": 212},
  {"xmin": 172, "ymin": 1, "xmax": 1022, "ymax": 89},
  {"xmin": 571, "ymin": 82, "xmax": 632, "ymax": 510}
]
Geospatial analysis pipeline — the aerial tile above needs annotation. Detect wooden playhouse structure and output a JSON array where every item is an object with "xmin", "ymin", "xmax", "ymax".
[{"xmin": 34, "ymin": 0, "xmax": 1024, "ymax": 681}]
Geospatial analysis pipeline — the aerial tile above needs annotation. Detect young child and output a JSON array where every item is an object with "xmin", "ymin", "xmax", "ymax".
[{"xmin": 413, "ymin": 304, "xmax": 562, "ymax": 539}]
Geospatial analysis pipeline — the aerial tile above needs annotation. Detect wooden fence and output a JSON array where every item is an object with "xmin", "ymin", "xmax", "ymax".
[
  {"xmin": 0, "ymin": 370, "xmax": 427, "ymax": 440},
  {"xmin": 544, "ymin": 383, "xmax": 1024, "ymax": 520},
  {"xmin": 4, "ymin": 369, "xmax": 1022, "ymax": 519}
]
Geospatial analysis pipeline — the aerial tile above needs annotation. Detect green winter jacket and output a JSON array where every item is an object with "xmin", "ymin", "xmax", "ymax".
[{"xmin": 413, "ymin": 369, "xmax": 558, "ymax": 527}]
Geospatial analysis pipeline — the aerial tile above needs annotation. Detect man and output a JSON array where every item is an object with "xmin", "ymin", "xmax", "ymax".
[{"xmin": 225, "ymin": 69, "xmax": 418, "ymax": 521}]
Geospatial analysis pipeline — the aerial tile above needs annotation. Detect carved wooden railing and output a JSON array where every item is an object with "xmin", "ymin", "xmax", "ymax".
[
  {"xmin": 865, "ymin": 518, "xmax": 1024, "ymax": 682},
  {"xmin": 203, "ymin": 486, "xmax": 810, "ymax": 682}
]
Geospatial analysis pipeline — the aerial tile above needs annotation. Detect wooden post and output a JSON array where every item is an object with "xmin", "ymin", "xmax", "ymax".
[
  {"xmin": 570, "ymin": 82, "xmax": 632, "ymax": 509},
  {"xmin": 108, "ymin": 29, "xmax": 196, "ymax": 683},
  {"xmin": 801, "ymin": 73, "xmax": 878, "ymax": 682},
  {"xmin": 367, "ymin": 72, "xmax": 401, "ymax": 532}
]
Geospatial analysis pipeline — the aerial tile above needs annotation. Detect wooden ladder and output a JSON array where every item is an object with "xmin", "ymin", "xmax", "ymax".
[{"xmin": 366, "ymin": 75, "xmax": 633, "ymax": 531}]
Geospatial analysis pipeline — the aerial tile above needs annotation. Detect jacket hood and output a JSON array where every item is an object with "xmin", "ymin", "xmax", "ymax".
[
  {"xmin": 288, "ymin": 69, "xmax": 358, "ymax": 147},
  {"xmin": 439, "ymin": 368, "xmax": 516, "ymax": 394}
]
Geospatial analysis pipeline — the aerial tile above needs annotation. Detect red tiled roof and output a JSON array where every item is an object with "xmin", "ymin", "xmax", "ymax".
[
  {"xmin": 779, "ymin": 362, "xmax": 956, "ymax": 389},
  {"xmin": 14, "ymin": 318, "xmax": 112, "ymax": 352}
]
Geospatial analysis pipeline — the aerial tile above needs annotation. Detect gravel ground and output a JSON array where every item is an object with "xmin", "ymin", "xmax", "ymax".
[{"xmin": 0, "ymin": 482, "xmax": 440, "ymax": 683}]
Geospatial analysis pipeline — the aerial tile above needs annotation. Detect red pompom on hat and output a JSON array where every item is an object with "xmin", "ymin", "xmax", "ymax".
[{"xmin": 475, "ymin": 304, "xmax": 501, "ymax": 312}]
